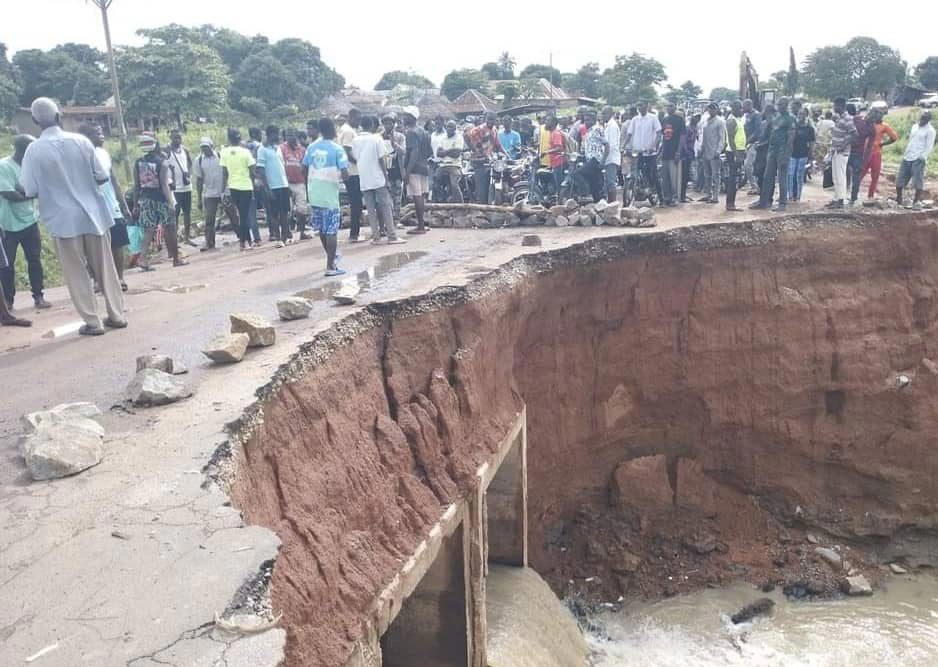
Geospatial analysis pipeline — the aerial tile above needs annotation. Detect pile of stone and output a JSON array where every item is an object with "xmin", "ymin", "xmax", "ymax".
[
  {"xmin": 20, "ymin": 402, "xmax": 105, "ymax": 480},
  {"xmin": 203, "ymin": 313, "xmax": 276, "ymax": 364},
  {"xmin": 400, "ymin": 199, "xmax": 656, "ymax": 230}
]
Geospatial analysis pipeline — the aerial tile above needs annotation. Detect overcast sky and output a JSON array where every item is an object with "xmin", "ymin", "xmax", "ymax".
[{"xmin": 7, "ymin": 1, "xmax": 934, "ymax": 95}]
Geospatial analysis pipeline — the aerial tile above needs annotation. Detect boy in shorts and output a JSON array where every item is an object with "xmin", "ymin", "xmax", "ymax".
[{"xmin": 303, "ymin": 118, "xmax": 349, "ymax": 276}]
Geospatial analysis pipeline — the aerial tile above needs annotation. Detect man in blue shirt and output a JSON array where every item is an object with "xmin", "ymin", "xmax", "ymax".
[
  {"xmin": 256, "ymin": 125, "xmax": 292, "ymax": 247},
  {"xmin": 498, "ymin": 118, "xmax": 522, "ymax": 159}
]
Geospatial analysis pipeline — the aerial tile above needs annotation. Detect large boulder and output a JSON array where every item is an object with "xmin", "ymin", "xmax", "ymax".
[
  {"xmin": 277, "ymin": 296, "xmax": 313, "ymax": 321},
  {"xmin": 610, "ymin": 455, "xmax": 673, "ymax": 511},
  {"xmin": 21, "ymin": 418, "xmax": 104, "ymax": 481},
  {"xmin": 841, "ymin": 574, "xmax": 873, "ymax": 596},
  {"xmin": 814, "ymin": 547, "xmax": 842, "ymax": 569},
  {"xmin": 549, "ymin": 205, "xmax": 568, "ymax": 218},
  {"xmin": 230, "ymin": 313, "xmax": 276, "ymax": 347},
  {"xmin": 125, "ymin": 368, "xmax": 192, "ymax": 406},
  {"xmin": 23, "ymin": 402, "xmax": 101, "ymax": 433},
  {"xmin": 203, "ymin": 333, "xmax": 250, "ymax": 364},
  {"xmin": 553, "ymin": 215, "xmax": 570, "ymax": 227}
]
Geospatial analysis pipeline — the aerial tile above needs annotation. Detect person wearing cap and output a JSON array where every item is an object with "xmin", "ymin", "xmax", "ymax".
[
  {"xmin": 19, "ymin": 97, "xmax": 126, "ymax": 335},
  {"xmin": 0, "ymin": 134, "xmax": 51, "ymax": 311},
  {"xmin": 78, "ymin": 123, "xmax": 132, "ymax": 289},
  {"xmin": 402, "ymin": 107, "xmax": 433, "ymax": 232},
  {"xmin": 381, "ymin": 114, "xmax": 407, "ymax": 220},
  {"xmin": 338, "ymin": 109, "xmax": 364, "ymax": 242},
  {"xmin": 193, "ymin": 137, "xmax": 224, "ymax": 250},
  {"xmin": 134, "ymin": 134, "xmax": 188, "ymax": 269}
]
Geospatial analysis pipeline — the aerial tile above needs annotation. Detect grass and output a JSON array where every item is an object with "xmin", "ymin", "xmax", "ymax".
[{"xmin": 882, "ymin": 108, "xmax": 938, "ymax": 178}]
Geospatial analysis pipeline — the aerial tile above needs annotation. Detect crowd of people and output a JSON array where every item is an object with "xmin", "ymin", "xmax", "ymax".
[{"xmin": 0, "ymin": 94, "xmax": 934, "ymax": 333}]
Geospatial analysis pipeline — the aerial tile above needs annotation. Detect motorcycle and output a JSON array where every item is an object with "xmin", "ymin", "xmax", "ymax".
[
  {"xmin": 489, "ymin": 154, "xmax": 529, "ymax": 205},
  {"xmin": 622, "ymin": 151, "xmax": 659, "ymax": 207}
]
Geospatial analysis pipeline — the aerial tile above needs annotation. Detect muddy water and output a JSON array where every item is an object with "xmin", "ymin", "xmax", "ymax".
[
  {"xmin": 487, "ymin": 565, "xmax": 589, "ymax": 667},
  {"xmin": 586, "ymin": 576, "xmax": 938, "ymax": 666}
]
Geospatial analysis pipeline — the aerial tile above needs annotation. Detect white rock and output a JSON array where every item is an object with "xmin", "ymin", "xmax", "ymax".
[
  {"xmin": 136, "ymin": 354, "xmax": 174, "ymax": 374},
  {"xmin": 564, "ymin": 198, "xmax": 579, "ymax": 212},
  {"xmin": 806, "ymin": 533, "xmax": 819, "ymax": 544},
  {"xmin": 889, "ymin": 563, "xmax": 908, "ymax": 574},
  {"xmin": 815, "ymin": 547, "xmax": 842, "ymax": 569},
  {"xmin": 125, "ymin": 369, "xmax": 192, "ymax": 406},
  {"xmin": 554, "ymin": 215, "xmax": 570, "ymax": 227},
  {"xmin": 277, "ymin": 296, "xmax": 313, "ymax": 321},
  {"xmin": 203, "ymin": 333, "xmax": 250, "ymax": 363},
  {"xmin": 549, "ymin": 205, "xmax": 568, "ymax": 217},
  {"xmin": 637, "ymin": 206, "xmax": 654, "ymax": 221},
  {"xmin": 22, "ymin": 418, "xmax": 104, "ymax": 480},
  {"xmin": 230, "ymin": 313, "xmax": 276, "ymax": 347},
  {"xmin": 841, "ymin": 574, "xmax": 873, "ymax": 596},
  {"xmin": 594, "ymin": 199, "xmax": 609, "ymax": 212},
  {"xmin": 23, "ymin": 402, "xmax": 101, "ymax": 433}
]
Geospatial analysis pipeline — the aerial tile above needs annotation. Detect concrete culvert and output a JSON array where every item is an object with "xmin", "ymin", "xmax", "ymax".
[{"xmin": 226, "ymin": 212, "xmax": 938, "ymax": 666}]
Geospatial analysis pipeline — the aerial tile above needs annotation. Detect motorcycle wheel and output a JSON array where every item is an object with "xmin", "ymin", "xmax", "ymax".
[
  {"xmin": 512, "ymin": 188, "xmax": 529, "ymax": 206},
  {"xmin": 493, "ymin": 188, "xmax": 503, "ymax": 206}
]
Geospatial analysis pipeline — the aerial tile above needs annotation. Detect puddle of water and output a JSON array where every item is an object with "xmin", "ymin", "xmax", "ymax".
[{"xmin": 294, "ymin": 251, "xmax": 427, "ymax": 303}]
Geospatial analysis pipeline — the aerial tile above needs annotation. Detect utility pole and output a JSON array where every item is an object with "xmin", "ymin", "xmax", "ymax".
[{"xmin": 89, "ymin": 0, "xmax": 130, "ymax": 179}]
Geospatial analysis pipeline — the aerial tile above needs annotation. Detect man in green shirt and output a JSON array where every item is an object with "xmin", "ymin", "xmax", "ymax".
[
  {"xmin": 751, "ymin": 97, "xmax": 796, "ymax": 212},
  {"xmin": 0, "ymin": 135, "xmax": 50, "ymax": 311}
]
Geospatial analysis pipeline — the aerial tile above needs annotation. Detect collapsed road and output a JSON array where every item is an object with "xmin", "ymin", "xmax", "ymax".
[{"xmin": 3, "ymin": 186, "xmax": 937, "ymax": 666}]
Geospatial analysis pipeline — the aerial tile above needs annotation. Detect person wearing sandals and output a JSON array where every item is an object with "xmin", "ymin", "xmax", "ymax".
[
  {"xmin": 134, "ymin": 135, "xmax": 188, "ymax": 270},
  {"xmin": 303, "ymin": 118, "xmax": 348, "ymax": 276},
  {"xmin": 78, "ymin": 123, "xmax": 132, "ymax": 291},
  {"xmin": 19, "ymin": 97, "xmax": 126, "ymax": 336}
]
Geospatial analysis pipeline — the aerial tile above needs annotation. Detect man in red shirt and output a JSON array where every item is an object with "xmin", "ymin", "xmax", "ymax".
[
  {"xmin": 465, "ymin": 111, "xmax": 505, "ymax": 203},
  {"xmin": 281, "ymin": 128, "xmax": 311, "ymax": 240},
  {"xmin": 859, "ymin": 109, "xmax": 898, "ymax": 200},
  {"xmin": 543, "ymin": 115, "xmax": 567, "ymax": 194}
]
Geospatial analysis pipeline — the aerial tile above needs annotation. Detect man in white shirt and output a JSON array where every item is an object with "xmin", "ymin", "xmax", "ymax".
[
  {"xmin": 166, "ymin": 129, "xmax": 194, "ymax": 245},
  {"xmin": 601, "ymin": 106, "xmax": 621, "ymax": 203},
  {"xmin": 896, "ymin": 111, "xmax": 936, "ymax": 206},
  {"xmin": 338, "ymin": 109, "xmax": 363, "ymax": 241},
  {"xmin": 624, "ymin": 101, "xmax": 662, "ymax": 198},
  {"xmin": 20, "ymin": 97, "xmax": 126, "ymax": 335},
  {"xmin": 434, "ymin": 120, "xmax": 466, "ymax": 203},
  {"xmin": 353, "ymin": 115, "xmax": 406, "ymax": 245}
]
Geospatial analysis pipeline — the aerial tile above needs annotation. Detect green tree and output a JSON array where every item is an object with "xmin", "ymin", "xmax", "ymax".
[
  {"xmin": 374, "ymin": 70, "xmax": 434, "ymax": 90},
  {"xmin": 117, "ymin": 41, "xmax": 230, "ymax": 124},
  {"xmin": 497, "ymin": 52, "xmax": 516, "ymax": 79},
  {"xmin": 708, "ymin": 87, "xmax": 740, "ymax": 102},
  {"xmin": 915, "ymin": 57, "xmax": 938, "ymax": 91},
  {"xmin": 803, "ymin": 37, "xmax": 905, "ymax": 99},
  {"xmin": 519, "ymin": 64, "xmax": 561, "ymax": 85},
  {"xmin": 495, "ymin": 81, "xmax": 520, "ymax": 105},
  {"xmin": 562, "ymin": 63, "xmax": 601, "ymax": 98},
  {"xmin": 0, "ymin": 43, "xmax": 20, "ymax": 121},
  {"xmin": 481, "ymin": 62, "xmax": 502, "ymax": 80},
  {"xmin": 231, "ymin": 53, "xmax": 296, "ymax": 113},
  {"xmin": 600, "ymin": 53, "xmax": 666, "ymax": 105},
  {"xmin": 664, "ymin": 80, "xmax": 703, "ymax": 106},
  {"xmin": 268, "ymin": 38, "xmax": 344, "ymax": 107},
  {"xmin": 13, "ymin": 45, "xmax": 110, "ymax": 106},
  {"xmin": 441, "ymin": 69, "xmax": 488, "ymax": 101}
]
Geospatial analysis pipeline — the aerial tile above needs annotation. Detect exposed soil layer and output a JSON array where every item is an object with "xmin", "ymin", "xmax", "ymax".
[{"xmin": 230, "ymin": 212, "xmax": 938, "ymax": 666}]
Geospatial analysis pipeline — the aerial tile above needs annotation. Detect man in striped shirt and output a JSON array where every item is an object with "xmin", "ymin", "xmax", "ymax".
[{"xmin": 826, "ymin": 97, "xmax": 858, "ymax": 210}]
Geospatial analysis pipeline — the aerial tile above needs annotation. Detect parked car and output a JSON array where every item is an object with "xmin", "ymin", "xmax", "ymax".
[
  {"xmin": 920, "ymin": 94, "xmax": 938, "ymax": 109},
  {"xmin": 847, "ymin": 97, "xmax": 868, "ymax": 111},
  {"xmin": 870, "ymin": 100, "xmax": 889, "ymax": 112}
]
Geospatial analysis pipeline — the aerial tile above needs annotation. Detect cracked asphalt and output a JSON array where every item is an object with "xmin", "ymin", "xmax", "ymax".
[{"xmin": 0, "ymin": 186, "xmax": 839, "ymax": 666}]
